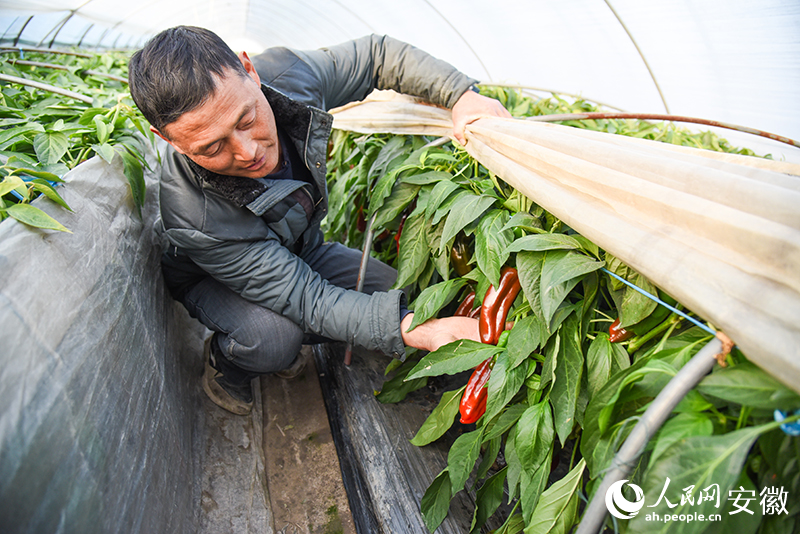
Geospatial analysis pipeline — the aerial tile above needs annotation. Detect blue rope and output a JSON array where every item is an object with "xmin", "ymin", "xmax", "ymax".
[
  {"xmin": 603, "ymin": 269, "xmax": 800, "ymax": 436},
  {"xmin": 602, "ymin": 268, "xmax": 716, "ymax": 336}
]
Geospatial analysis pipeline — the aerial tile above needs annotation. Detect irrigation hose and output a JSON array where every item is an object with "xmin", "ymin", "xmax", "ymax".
[{"xmin": 575, "ymin": 336, "xmax": 723, "ymax": 534}]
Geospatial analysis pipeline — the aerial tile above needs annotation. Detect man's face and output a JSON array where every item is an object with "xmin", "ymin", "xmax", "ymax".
[{"xmin": 153, "ymin": 52, "xmax": 281, "ymax": 179}]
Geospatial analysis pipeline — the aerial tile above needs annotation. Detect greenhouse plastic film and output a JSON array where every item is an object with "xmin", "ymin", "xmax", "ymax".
[
  {"xmin": 0, "ymin": 149, "xmax": 270, "ymax": 533},
  {"xmin": 330, "ymin": 94, "xmax": 800, "ymax": 394}
]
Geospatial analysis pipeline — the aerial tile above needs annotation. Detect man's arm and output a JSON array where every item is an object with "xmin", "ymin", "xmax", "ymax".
[{"xmin": 296, "ymin": 34, "xmax": 512, "ymax": 140}]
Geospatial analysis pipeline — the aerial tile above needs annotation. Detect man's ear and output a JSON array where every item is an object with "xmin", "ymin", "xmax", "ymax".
[
  {"xmin": 238, "ymin": 50, "xmax": 261, "ymax": 86},
  {"xmin": 150, "ymin": 125, "xmax": 185, "ymax": 154}
]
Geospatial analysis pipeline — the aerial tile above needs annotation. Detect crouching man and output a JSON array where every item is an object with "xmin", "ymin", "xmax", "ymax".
[{"xmin": 127, "ymin": 26, "xmax": 510, "ymax": 415}]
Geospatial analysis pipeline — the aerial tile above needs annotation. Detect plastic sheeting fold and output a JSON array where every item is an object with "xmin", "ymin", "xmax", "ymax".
[
  {"xmin": 0, "ymin": 149, "xmax": 271, "ymax": 533},
  {"xmin": 330, "ymin": 93, "xmax": 800, "ymax": 394}
]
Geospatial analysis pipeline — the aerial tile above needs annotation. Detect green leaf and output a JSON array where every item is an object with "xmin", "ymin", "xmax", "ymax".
[
  {"xmin": 550, "ymin": 313, "xmax": 584, "ymax": 445},
  {"xmin": 495, "ymin": 513, "xmax": 525, "ymax": 534},
  {"xmin": 393, "ymin": 212, "xmax": 430, "ymax": 289},
  {"xmin": 627, "ymin": 423, "xmax": 776, "ymax": 534},
  {"xmin": 522, "ymin": 458, "xmax": 585, "ymax": 534},
  {"xmin": 407, "ymin": 278, "xmax": 468, "ymax": 330},
  {"xmin": 375, "ymin": 359, "xmax": 428, "ymax": 404},
  {"xmin": 439, "ymin": 193, "xmax": 496, "ymax": 253},
  {"xmin": 501, "ymin": 212, "xmax": 543, "ymax": 233},
  {"xmin": 406, "ymin": 340, "xmax": 504, "ymax": 380},
  {"xmin": 0, "ymin": 124, "xmax": 42, "ymax": 150},
  {"xmin": 586, "ymin": 332, "xmax": 627, "ymax": 399},
  {"xmin": 447, "ymin": 428, "xmax": 484, "ymax": 495},
  {"xmin": 485, "ymin": 351, "xmax": 527, "ymax": 423},
  {"xmin": 540, "ymin": 250, "xmax": 605, "ymax": 325},
  {"xmin": 91, "ymin": 142, "xmax": 116, "ymax": 164},
  {"xmin": 505, "ymin": 427, "xmax": 522, "ymax": 501},
  {"xmin": 475, "ymin": 435, "xmax": 501, "ymax": 481},
  {"xmin": 30, "ymin": 180, "xmax": 71, "ymax": 210},
  {"xmin": 372, "ymin": 181, "xmax": 420, "ymax": 228},
  {"xmin": 484, "ymin": 403, "xmax": 528, "ymax": 442},
  {"xmin": 420, "ymin": 469, "xmax": 452, "ymax": 533},
  {"xmin": 540, "ymin": 335, "xmax": 558, "ymax": 391},
  {"xmin": 33, "ymin": 131, "xmax": 69, "ymax": 164},
  {"xmin": 581, "ymin": 355, "xmax": 654, "ymax": 476},
  {"xmin": 597, "ymin": 359, "xmax": 676, "ymax": 434},
  {"xmin": 432, "ymin": 188, "xmax": 469, "ymax": 225},
  {"xmin": 616, "ymin": 272, "xmax": 658, "ymax": 327},
  {"xmin": 650, "ymin": 412, "xmax": 714, "ymax": 465},
  {"xmin": 0, "ymin": 175, "xmax": 27, "ymax": 198},
  {"xmin": 118, "ymin": 146, "xmax": 145, "ymax": 214},
  {"xmin": 93, "ymin": 114, "xmax": 112, "ymax": 144},
  {"xmin": 401, "ymin": 169, "xmax": 452, "ymax": 185},
  {"xmin": 425, "ymin": 179, "xmax": 461, "ymax": 219},
  {"xmin": 367, "ymin": 137, "xmax": 407, "ymax": 214},
  {"xmin": 507, "ymin": 315, "xmax": 546, "ymax": 369},
  {"xmin": 515, "ymin": 401, "xmax": 555, "ymax": 522},
  {"xmin": 701, "ymin": 471, "xmax": 763, "ymax": 534},
  {"xmin": 517, "ymin": 251, "xmax": 546, "ymax": 322},
  {"xmin": 697, "ymin": 361, "xmax": 800, "ymax": 410},
  {"xmin": 410, "ymin": 386, "xmax": 465, "ymax": 446},
  {"xmin": 4, "ymin": 203, "xmax": 70, "ymax": 232},
  {"xmin": 505, "ymin": 233, "xmax": 583, "ymax": 254},
  {"xmin": 475, "ymin": 209, "xmax": 514, "ymax": 288},
  {"xmin": 470, "ymin": 467, "xmax": 507, "ymax": 534}
]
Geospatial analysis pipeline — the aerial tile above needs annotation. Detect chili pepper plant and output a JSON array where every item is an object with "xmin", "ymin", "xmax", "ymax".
[
  {"xmin": 323, "ymin": 87, "xmax": 800, "ymax": 534},
  {"xmin": 0, "ymin": 48, "xmax": 152, "ymax": 232}
]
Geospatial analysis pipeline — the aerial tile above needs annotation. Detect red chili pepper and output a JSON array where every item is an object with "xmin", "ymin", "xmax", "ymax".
[
  {"xmin": 454, "ymin": 291, "xmax": 476, "ymax": 317},
  {"xmin": 395, "ymin": 212, "xmax": 408, "ymax": 254},
  {"xmin": 459, "ymin": 357, "xmax": 494, "ymax": 424},
  {"xmin": 479, "ymin": 267, "xmax": 521, "ymax": 345},
  {"xmin": 609, "ymin": 318, "xmax": 634, "ymax": 343}
]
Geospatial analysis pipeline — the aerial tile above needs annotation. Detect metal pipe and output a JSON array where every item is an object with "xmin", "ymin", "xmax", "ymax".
[
  {"xmin": 527, "ymin": 111, "xmax": 800, "ymax": 149},
  {"xmin": 344, "ymin": 212, "xmax": 377, "ymax": 365},
  {"xmin": 0, "ymin": 73, "xmax": 92, "ymax": 104},
  {"xmin": 478, "ymin": 83, "xmax": 628, "ymax": 113},
  {"xmin": 344, "ymin": 137, "xmax": 448, "ymax": 364},
  {"xmin": 604, "ymin": 0, "xmax": 670, "ymax": 113},
  {"xmin": 576, "ymin": 336, "xmax": 722, "ymax": 534},
  {"xmin": 6, "ymin": 60, "xmax": 128, "ymax": 84},
  {"xmin": 12, "ymin": 16, "xmax": 32, "ymax": 47},
  {"xmin": 0, "ymin": 46, "xmax": 92, "ymax": 58}
]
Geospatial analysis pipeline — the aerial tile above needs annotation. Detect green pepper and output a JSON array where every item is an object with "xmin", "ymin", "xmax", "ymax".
[{"xmin": 450, "ymin": 233, "xmax": 472, "ymax": 277}]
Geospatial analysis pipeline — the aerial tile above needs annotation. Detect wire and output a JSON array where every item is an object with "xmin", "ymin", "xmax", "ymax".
[{"xmin": 601, "ymin": 268, "xmax": 716, "ymax": 336}]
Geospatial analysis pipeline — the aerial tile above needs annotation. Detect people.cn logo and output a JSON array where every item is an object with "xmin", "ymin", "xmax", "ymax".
[{"xmin": 605, "ymin": 480, "xmax": 645, "ymax": 519}]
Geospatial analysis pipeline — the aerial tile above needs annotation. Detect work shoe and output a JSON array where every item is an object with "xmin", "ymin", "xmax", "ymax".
[
  {"xmin": 202, "ymin": 335, "xmax": 254, "ymax": 416},
  {"xmin": 274, "ymin": 350, "xmax": 307, "ymax": 380}
]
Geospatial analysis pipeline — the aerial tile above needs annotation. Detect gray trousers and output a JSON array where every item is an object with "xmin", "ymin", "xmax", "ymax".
[{"xmin": 179, "ymin": 242, "xmax": 396, "ymax": 379}]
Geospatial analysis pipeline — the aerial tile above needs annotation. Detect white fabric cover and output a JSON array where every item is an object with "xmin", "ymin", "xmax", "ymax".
[{"xmin": 331, "ymin": 94, "xmax": 800, "ymax": 394}]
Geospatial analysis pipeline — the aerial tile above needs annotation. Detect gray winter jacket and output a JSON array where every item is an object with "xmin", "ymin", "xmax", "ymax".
[{"xmin": 157, "ymin": 34, "xmax": 477, "ymax": 358}]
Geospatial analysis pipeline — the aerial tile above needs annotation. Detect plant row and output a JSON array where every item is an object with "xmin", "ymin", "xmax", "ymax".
[
  {"xmin": 0, "ymin": 48, "xmax": 151, "ymax": 232},
  {"xmin": 322, "ymin": 87, "xmax": 800, "ymax": 534}
]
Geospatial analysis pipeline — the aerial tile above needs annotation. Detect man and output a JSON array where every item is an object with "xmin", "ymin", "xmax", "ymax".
[{"xmin": 128, "ymin": 26, "xmax": 510, "ymax": 415}]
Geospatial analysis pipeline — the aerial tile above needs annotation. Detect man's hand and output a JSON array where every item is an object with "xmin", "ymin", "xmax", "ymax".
[
  {"xmin": 401, "ymin": 313, "xmax": 481, "ymax": 353},
  {"xmin": 451, "ymin": 89, "xmax": 512, "ymax": 145}
]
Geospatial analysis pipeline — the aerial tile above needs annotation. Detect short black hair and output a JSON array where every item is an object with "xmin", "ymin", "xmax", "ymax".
[{"xmin": 128, "ymin": 26, "xmax": 248, "ymax": 133}]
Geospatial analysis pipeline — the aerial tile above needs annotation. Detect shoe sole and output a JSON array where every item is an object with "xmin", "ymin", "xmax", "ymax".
[{"xmin": 202, "ymin": 336, "xmax": 253, "ymax": 416}]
